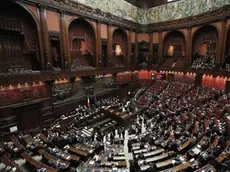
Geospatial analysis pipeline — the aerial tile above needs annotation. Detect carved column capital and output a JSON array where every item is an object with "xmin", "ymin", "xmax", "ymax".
[
  {"xmin": 37, "ymin": 3, "xmax": 46, "ymax": 11},
  {"xmin": 221, "ymin": 17, "xmax": 226, "ymax": 21},
  {"xmin": 58, "ymin": 9, "xmax": 66, "ymax": 15},
  {"xmin": 96, "ymin": 19, "xmax": 102, "ymax": 24},
  {"xmin": 187, "ymin": 25, "xmax": 192, "ymax": 29}
]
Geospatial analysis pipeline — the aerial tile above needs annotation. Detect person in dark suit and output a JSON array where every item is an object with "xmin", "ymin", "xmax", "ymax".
[
  {"xmin": 219, "ymin": 135, "xmax": 227, "ymax": 149},
  {"xmin": 128, "ymin": 140, "xmax": 132, "ymax": 152},
  {"xmin": 220, "ymin": 158, "xmax": 230, "ymax": 172},
  {"xmin": 144, "ymin": 163, "xmax": 157, "ymax": 172},
  {"xmin": 122, "ymin": 129, "xmax": 125, "ymax": 138},
  {"xmin": 110, "ymin": 132, "xmax": 114, "ymax": 141}
]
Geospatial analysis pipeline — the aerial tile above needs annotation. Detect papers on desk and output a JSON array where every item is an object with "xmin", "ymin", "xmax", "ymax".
[
  {"xmin": 145, "ymin": 153, "xmax": 168, "ymax": 163},
  {"xmin": 179, "ymin": 156, "xmax": 185, "ymax": 162},
  {"xmin": 132, "ymin": 146, "xmax": 140, "ymax": 150},
  {"xmin": 172, "ymin": 160, "xmax": 176, "ymax": 165},
  {"xmin": 64, "ymin": 145, "xmax": 70, "ymax": 149},
  {"xmin": 89, "ymin": 160, "xmax": 95, "ymax": 165},
  {"xmin": 156, "ymin": 159, "xmax": 172, "ymax": 168},
  {"xmin": 193, "ymin": 147, "xmax": 201, "ymax": 155},
  {"xmin": 113, "ymin": 167, "xmax": 118, "ymax": 171},
  {"xmin": 143, "ymin": 148, "xmax": 164, "ymax": 157},
  {"xmin": 66, "ymin": 156, "xmax": 71, "ymax": 160},
  {"xmin": 134, "ymin": 149, "xmax": 148, "ymax": 154},
  {"xmin": 140, "ymin": 165, "xmax": 150, "ymax": 171},
  {"xmin": 113, "ymin": 156, "xmax": 126, "ymax": 160}
]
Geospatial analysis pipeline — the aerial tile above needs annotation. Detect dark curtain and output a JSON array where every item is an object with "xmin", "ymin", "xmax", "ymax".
[
  {"xmin": 22, "ymin": 20, "xmax": 37, "ymax": 52},
  {"xmin": 69, "ymin": 21, "xmax": 95, "ymax": 54}
]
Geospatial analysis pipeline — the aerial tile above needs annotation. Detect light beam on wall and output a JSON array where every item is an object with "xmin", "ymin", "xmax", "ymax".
[
  {"xmin": 168, "ymin": 45, "xmax": 174, "ymax": 56},
  {"xmin": 115, "ymin": 44, "xmax": 122, "ymax": 56}
]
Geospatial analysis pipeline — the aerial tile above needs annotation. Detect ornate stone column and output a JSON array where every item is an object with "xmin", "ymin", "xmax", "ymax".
[
  {"xmin": 134, "ymin": 31, "xmax": 139, "ymax": 68},
  {"xmin": 186, "ymin": 26, "xmax": 192, "ymax": 65},
  {"xmin": 107, "ymin": 23, "xmax": 113, "ymax": 67},
  {"xmin": 127, "ymin": 29, "xmax": 132, "ymax": 69},
  {"xmin": 59, "ymin": 10, "xmax": 69, "ymax": 69},
  {"xmin": 38, "ymin": 4, "xmax": 52, "ymax": 69},
  {"xmin": 158, "ymin": 31, "xmax": 163, "ymax": 63},
  {"xmin": 219, "ymin": 18, "xmax": 227, "ymax": 67},
  {"xmin": 96, "ymin": 20, "xmax": 102, "ymax": 68},
  {"xmin": 149, "ymin": 32, "xmax": 153, "ymax": 64}
]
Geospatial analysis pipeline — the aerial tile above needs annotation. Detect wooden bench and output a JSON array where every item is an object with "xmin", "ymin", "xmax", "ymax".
[
  {"xmin": 21, "ymin": 152, "xmax": 57, "ymax": 172},
  {"xmin": 178, "ymin": 138, "xmax": 193, "ymax": 151},
  {"xmin": 38, "ymin": 149, "xmax": 70, "ymax": 170},
  {"xmin": 10, "ymin": 135, "xmax": 25, "ymax": 151},
  {"xmin": 64, "ymin": 145, "xmax": 89, "ymax": 161},
  {"xmin": 1, "ymin": 155, "xmax": 23, "ymax": 172}
]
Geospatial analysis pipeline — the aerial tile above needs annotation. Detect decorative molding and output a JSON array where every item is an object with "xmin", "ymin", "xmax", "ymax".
[
  {"xmin": 19, "ymin": 0, "xmax": 230, "ymax": 33},
  {"xmin": 20, "ymin": 0, "xmax": 140, "ymax": 30},
  {"xmin": 148, "ymin": 6, "xmax": 229, "ymax": 32}
]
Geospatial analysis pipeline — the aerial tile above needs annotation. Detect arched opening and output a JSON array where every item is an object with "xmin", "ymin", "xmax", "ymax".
[
  {"xmin": 138, "ymin": 41, "xmax": 149, "ymax": 67},
  {"xmin": 68, "ymin": 19, "xmax": 96, "ymax": 71},
  {"xmin": 112, "ymin": 29, "xmax": 127, "ymax": 68},
  {"xmin": 191, "ymin": 25, "xmax": 218, "ymax": 69},
  {"xmin": 0, "ymin": 1, "xmax": 40, "ymax": 75},
  {"xmin": 224, "ymin": 28, "xmax": 230, "ymax": 70},
  {"xmin": 162, "ymin": 31, "xmax": 185, "ymax": 68}
]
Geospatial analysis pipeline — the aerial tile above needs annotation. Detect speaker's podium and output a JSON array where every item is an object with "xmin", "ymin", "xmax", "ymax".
[{"xmin": 103, "ymin": 107, "xmax": 134, "ymax": 127}]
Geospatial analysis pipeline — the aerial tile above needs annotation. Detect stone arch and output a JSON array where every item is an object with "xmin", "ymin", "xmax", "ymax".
[
  {"xmin": 112, "ymin": 28, "xmax": 128, "ymax": 68},
  {"xmin": 68, "ymin": 18, "xmax": 96, "ymax": 68}
]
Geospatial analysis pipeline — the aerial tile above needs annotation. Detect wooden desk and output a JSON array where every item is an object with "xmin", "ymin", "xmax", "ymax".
[
  {"xmin": 178, "ymin": 138, "xmax": 193, "ymax": 151},
  {"xmin": 216, "ymin": 141, "xmax": 230, "ymax": 163},
  {"xmin": 118, "ymin": 161, "xmax": 127, "ymax": 167},
  {"xmin": 206, "ymin": 137, "xmax": 218, "ymax": 152},
  {"xmin": 23, "ymin": 134, "xmax": 40, "ymax": 149},
  {"xmin": 144, "ymin": 148, "xmax": 164, "ymax": 157},
  {"xmin": 21, "ymin": 152, "xmax": 57, "ymax": 172},
  {"xmin": 173, "ymin": 162, "xmax": 191, "ymax": 172},
  {"xmin": 102, "ymin": 161, "xmax": 127, "ymax": 167},
  {"xmin": 38, "ymin": 149, "xmax": 70, "ymax": 168},
  {"xmin": 10, "ymin": 135, "xmax": 25, "ymax": 151},
  {"xmin": 113, "ymin": 156, "xmax": 126, "ymax": 161},
  {"xmin": 49, "ymin": 147, "xmax": 80, "ymax": 163},
  {"xmin": 23, "ymin": 134, "xmax": 34, "ymax": 144},
  {"xmin": 140, "ymin": 165, "xmax": 150, "ymax": 171},
  {"xmin": 161, "ymin": 162, "xmax": 191, "ymax": 172},
  {"xmin": 134, "ymin": 148, "xmax": 148, "ymax": 154},
  {"xmin": 70, "ymin": 154, "xmax": 80, "ymax": 162},
  {"xmin": 132, "ymin": 146, "xmax": 140, "ymax": 150},
  {"xmin": 156, "ymin": 159, "xmax": 172, "ymax": 168},
  {"xmin": 64, "ymin": 145, "xmax": 88, "ymax": 160},
  {"xmin": 145, "ymin": 153, "xmax": 168, "ymax": 163},
  {"xmin": 216, "ymin": 152, "xmax": 228, "ymax": 163},
  {"xmin": 39, "ymin": 134, "xmax": 49, "ymax": 144},
  {"xmin": 74, "ymin": 143, "xmax": 93, "ymax": 154},
  {"xmin": 188, "ymin": 136, "xmax": 208, "ymax": 156},
  {"xmin": 1, "ymin": 155, "xmax": 23, "ymax": 172},
  {"xmin": 195, "ymin": 164, "xmax": 216, "ymax": 172}
]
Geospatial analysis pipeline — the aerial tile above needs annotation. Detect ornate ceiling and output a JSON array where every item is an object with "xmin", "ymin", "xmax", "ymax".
[
  {"xmin": 77, "ymin": 0, "xmax": 230, "ymax": 24},
  {"xmin": 124, "ymin": 0, "xmax": 179, "ymax": 8}
]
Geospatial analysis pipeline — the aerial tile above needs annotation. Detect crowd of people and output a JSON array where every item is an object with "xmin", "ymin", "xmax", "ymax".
[
  {"xmin": 191, "ymin": 54, "xmax": 216, "ymax": 69},
  {"xmin": 0, "ymin": 80, "xmax": 230, "ymax": 172},
  {"xmin": 52, "ymin": 86, "xmax": 72, "ymax": 102},
  {"xmin": 127, "ymin": 80, "xmax": 230, "ymax": 171},
  {"xmin": 71, "ymin": 58, "xmax": 95, "ymax": 72}
]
